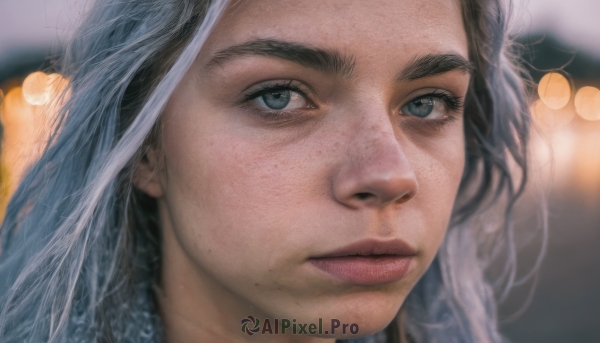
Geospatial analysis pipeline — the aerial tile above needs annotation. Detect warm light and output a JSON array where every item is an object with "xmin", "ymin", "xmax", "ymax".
[
  {"xmin": 1, "ymin": 87, "xmax": 35, "ymax": 190},
  {"xmin": 46, "ymin": 73, "xmax": 68, "ymax": 93},
  {"xmin": 22, "ymin": 72, "xmax": 50, "ymax": 106},
  {"xmin": 538, "ymin": 72, "xmax": 571, "ymax": 110},
  {"xmin": 530, "ymin": 99, "xmax": 574, "ymax": 131},
  {"xmin": 0, "ymin": 74, "xmax": 70, "ymax": 220},
  {"xmin": 0, "ymin": 89, "xmax": 4, "ymax": 118},
  {"xmin": 574, "ymin": 86, "xmax": 600, "ymax": 121},
  {"xmin": 22, "ymin": 72, "xmax": 51, "ymax": 106}
]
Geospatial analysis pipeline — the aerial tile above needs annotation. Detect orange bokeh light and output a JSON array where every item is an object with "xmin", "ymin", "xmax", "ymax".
[
  {"xmin": 22, "ymin": 71, "xmax": 51, "ymax": 106},
  {"xmin": 574, "ymin": 86, "xmax": 600, "ymax": 121},
  {"xmin": 0, "ymin": 73, "xmax": 70, "ymax": 217},
  {"xmin": 530, "ymin": 99, "xmax": 574, "ymax": 131},
  {"xmin": 538, "ymin": 72, "xmax": 571, "ymax": 110}
]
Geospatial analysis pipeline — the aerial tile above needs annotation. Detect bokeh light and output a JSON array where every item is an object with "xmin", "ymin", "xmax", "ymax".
[
  {"xmin": 22, "ymin": 71, "xmax": 51, "ymax": 106},
  {"xmin": 531, "ymin": 99, "xmax": 575, "ymax": 131},
  {"xmin": 1, "ymin": 87, "xmax": 36, "ymax": 199},
  {"xmin": 538, "ymin": 72, "xmax": 571, "ymax": 110},
  {"xmin": 0, "ymin": 72, "xmax": 70, "ymax": 220},
  {"xmin": 21, "ymin": 72, "xmax": 68, "ymax": 108},
  {"xmin": 574, "ymin": 86, "xmax": 600, "ymax": 121},
  {"xmin": 0, "ymin": 89, "xmax": 4, "ymax": 119},
  {"xmin": 46, "ymin": 73, "xmax": 69, "ymax": 94}
]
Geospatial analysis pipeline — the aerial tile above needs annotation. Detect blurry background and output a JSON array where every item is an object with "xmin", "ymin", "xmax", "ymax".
[{"xmin": 0, "ymin": 0, "xmax": 599, "ymax": 342}]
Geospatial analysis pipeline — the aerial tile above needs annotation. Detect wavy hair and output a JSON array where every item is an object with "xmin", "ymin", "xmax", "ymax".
[{"xmin": 0, "ymin": 0, "xmax": 545, "ymax": 342}]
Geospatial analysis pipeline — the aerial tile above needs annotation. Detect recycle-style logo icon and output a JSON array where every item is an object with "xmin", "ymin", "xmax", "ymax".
[{"xmin": 241, "ymin": 315, "xmax": 260, "ymax": 335}]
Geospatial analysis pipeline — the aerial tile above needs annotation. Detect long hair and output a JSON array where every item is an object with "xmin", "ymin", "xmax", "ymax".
[
  {"xmin": 400, "ymin": 1, "xmax": 547, "ymax": 343},
  {"xmin": 0, "ymin": 0, "xmax": 545, "ymax": 342}
]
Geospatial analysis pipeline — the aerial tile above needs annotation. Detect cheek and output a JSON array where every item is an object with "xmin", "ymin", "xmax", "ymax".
[
  {"xmin": 409, "ymin": 125, "xmax": 466, "ymax": 257},
  {"xmin": 160, "ymin": 115, "xmax": 319, "ymax": 281}
]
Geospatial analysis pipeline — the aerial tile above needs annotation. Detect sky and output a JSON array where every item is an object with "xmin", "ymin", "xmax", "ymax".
[{"xmin": 1, "ymin": 0, "xmax": 600, "ymax": 58}]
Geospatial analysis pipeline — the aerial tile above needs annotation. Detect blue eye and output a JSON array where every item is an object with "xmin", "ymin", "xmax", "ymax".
[
  {"xmin": 253, "ymin": 89, "xmax": 306, "ymax": 111},
  {"xmin": 401, "ymin": 96, "xmax": 447, "ymax": 119},
  {"xmin": 259, "ymin": 90, "xmax": 291, "ymax": 109}
]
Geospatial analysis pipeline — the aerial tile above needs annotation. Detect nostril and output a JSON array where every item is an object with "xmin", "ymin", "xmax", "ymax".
[
  {"xmin": 355, "ymin": 192, "xmax": 372, "ymax": 200},
  {"xmin": 398, "ymin": 192, "xmax": 413, "ymax": 203}
]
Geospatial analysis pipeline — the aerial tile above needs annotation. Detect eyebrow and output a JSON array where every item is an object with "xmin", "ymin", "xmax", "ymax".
[
  {"xmin": 398, "ymin": 54, "xmax": 474, "ymax": 81},
  {"xmin": 206, "ymin": 39, "xmax": 356, "ymax": 78},
  {"xmin": 206, "ymin": 39, "xmax": 473, "ymax": 82}
]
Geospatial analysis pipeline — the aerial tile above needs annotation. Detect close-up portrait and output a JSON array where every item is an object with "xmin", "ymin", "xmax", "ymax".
[{"xmin": 1, "ymin": 0, "xmax": 599, "ymax": 342}]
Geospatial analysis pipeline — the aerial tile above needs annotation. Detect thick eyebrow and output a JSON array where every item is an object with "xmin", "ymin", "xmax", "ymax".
[
  {"xmin": 206, "ymin": 39, "xmax": 356, "ymax": 78},
  {"xmin": 398, "ymin": 54, "xmax": 474, "ymax": 81}
]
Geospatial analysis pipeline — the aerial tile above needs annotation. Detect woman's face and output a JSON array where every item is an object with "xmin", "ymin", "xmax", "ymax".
[{"xmin": 137, "ymin": 0, "xmax": 470, "ymax": 340}]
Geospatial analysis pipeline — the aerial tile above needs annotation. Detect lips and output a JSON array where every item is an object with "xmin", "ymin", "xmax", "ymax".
[{"xmin": 308, "ymin": 238, "xmax": 417, "ymax": 286}]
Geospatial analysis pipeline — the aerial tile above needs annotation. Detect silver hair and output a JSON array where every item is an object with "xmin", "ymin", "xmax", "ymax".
[{"xmin": 0, "ymin": 0, "xmax": 546, "ymax": 342}]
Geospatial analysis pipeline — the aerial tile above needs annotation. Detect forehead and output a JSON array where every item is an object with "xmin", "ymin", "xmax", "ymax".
[{"xmin": 201, "ymin": 0, "xmax": 468, "ymax": 64}]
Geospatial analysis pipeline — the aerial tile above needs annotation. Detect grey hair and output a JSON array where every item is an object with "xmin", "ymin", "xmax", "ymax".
[
  {"xmin": 0, "ymin": 0, "xmax": 545, "ymax": 342},
  {"xmin": 0, "ymin": 0, "xmax": 229, "ymax": 342},
  {"xmin": 401, "ymin": 0, "xmax": 547, "ymax": 342}
]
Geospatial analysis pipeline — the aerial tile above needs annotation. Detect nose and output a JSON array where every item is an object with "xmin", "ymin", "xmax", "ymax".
[{"xmin": 332, "ymin": 115, "xmax": 418, "ymax": 209}]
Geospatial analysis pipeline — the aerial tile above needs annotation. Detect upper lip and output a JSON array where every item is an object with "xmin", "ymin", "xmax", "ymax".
[{"xmin": 310, "ymin": 238, "xmax": 418, "ymax": 258}]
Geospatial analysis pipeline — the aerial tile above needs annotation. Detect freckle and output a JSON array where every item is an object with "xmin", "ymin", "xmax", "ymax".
[
  {"xmin": 277, "ymin": 287, "xmax": 282, "ymax": 291},
  {"xmin": 269, "ymin": 269, "xmax": 272, "ymax": 272},
  {"xmin": 255, "ymin": 283, "xmax": 259, "ymax": 286},
  {"xmin": 208, "ymin": 249, "xmax": 211, "ymax": 253}
]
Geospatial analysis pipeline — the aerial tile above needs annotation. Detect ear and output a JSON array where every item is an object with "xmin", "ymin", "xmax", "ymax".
[{"xmin": 132, "ymin": 145, "xmax": 165, "ymax": 198}]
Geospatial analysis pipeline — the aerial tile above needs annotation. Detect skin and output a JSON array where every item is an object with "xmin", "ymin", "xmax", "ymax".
[{"xmin": 133, "ymin": 0, "xmax": 470, "ymax": 342}]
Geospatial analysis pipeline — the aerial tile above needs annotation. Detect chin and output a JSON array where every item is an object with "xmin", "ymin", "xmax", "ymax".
[{"xmin": 263, "ymin": 290, "xmax": 405, "ymax": 340}]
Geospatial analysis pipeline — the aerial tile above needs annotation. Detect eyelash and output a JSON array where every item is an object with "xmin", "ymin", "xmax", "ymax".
[
  {"xmin": 243, "ymin": 80, "xmax": 307, "ymax": 101},
  {"xmin": 242, "ymin": 81, "xmax": 313, "ymax": 120},
  {"xmin": 412, "ymin": 91, "xmax": 463, "ymax": 113},
  {"xmin": 242, "ymin": 83, "xmax": 463, "ymax": 130},
  {"xmin": 400, "ymin": 91, "xmax": 464, "ymax": 132}
]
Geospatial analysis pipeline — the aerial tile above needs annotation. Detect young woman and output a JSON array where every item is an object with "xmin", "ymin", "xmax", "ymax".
[{"xmin": 0, "ymin": 0, "xmax": 540, "ymax": 342}]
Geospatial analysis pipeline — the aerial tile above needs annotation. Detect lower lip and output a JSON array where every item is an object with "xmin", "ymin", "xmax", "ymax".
[{"xmin": 309, "ymin": 255, "xmax": 414, "ymax": 286}]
